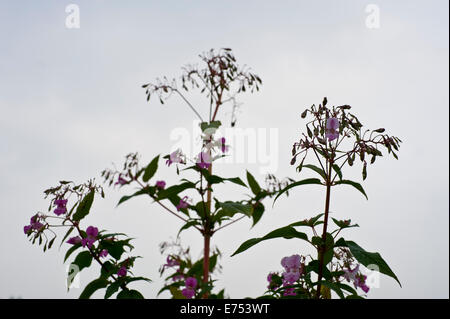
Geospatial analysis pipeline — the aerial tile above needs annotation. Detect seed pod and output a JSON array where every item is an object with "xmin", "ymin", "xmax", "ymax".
[
  {"xmin": 323, "ymin": 97, "xmax": 328, "ymax": 106},
  {"xmin": 374, "ymin": 128, "xmax": 385, "ymax": 133},
  {"xmin": 301, "ymin": 110, "xmax": 308, "ymax": 118},
  {"xmin": 362, "ymin": 162, "xmax": 367, "ymax": 180},
  {"xmin": 290, "ymin": 156, "xmax": 296, "ymax": 165}
]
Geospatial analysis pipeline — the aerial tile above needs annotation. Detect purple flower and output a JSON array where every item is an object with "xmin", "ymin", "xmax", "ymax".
[
  {"xmin": 343, "ymin": 265, "xmax": 359, "ymax": 283},
  {"xmin": 185, "ymin": 277, "xmax": 197, "ymax": 289},
  {"xmin": 67, "ymin": 236, "xmax": 82, "ymax": 245},
  {"xmin": 99, "ymin": 249, "xmax": 108, "ymax": 258},
  {"xmin": 54, "ymin": 207, "xmax": 67, "ymax": 216},
  {"xmin": 156, "ymin": 180, "xmax": 166, "ymax": 189},
  {"xmin": 82, "ymin": 226, "xmax": 98, "ymax": 248},
  {"xmin": 176, "ymin": 196, "xmax": 189, "ymax": 211},
  {"xmin": 164, "ymin": 256, "xmax": 179, "ymax": 269},
  {"xmin": 196, "ymin": 152, "xmax": 211, "ymax": 169},
  {"xmin": 282, "ymin": 270, "xmax": 300, "ymax": 284},
  {"xmin": 117, "ymin": 266, "xmax": 127, "ymax": 277},
  {"xmin": 166, "ymin": 149, "xmax": 185, "ymax": 166},
  {"xmin": 24, "ymin": 214, "xmax": 45, "ymax": 234},
  {"xmin": 54, "ymin": 198, "xmax": 68, "ymax": 216},
  {"xmin": 325, "ymin": 117, "xmax": 339, "ymax": 141},
  {"xmin": 182, "ymin": 288, "xmax": 195, "ymax": 299},
  {"xmin": 114, "ymin": 176, "xmax": 127, "ymax": 186},
  {"xmin": 281, "ymin": 254, "xmax": 301, "ymax": 272},
  {"xmin": 219, "ymin": 137, "xmax": 228, "ymax": 153},
  {"xmin": 23, "ymin": 225, "xmax": 32, "ymax": 234}
]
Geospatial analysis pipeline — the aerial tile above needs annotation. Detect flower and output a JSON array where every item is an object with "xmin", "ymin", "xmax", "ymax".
[
  {"xmin": 164, "ymin": 256, "xmax": 179, "ymax": 269},
  {"xmin": 326, "ymin": 117, "xmax": 339, "ymax": 141},
  {"xmin": 156, "ymin": 180, "xmax": 166, "ymax": 189},
  {"xmin": 282, "ymin": 270, "xmax": 300, "ymax": 284},
  {"xmin": 24, "ymin": 214, "xmax": 45, "ymax": 234},
  {"xmin": 67, "ymin": 236, "xmax": 82, "ymax": 245},
  {"xmin": 176, "ymin": 196, "xmax": 189, "ymax": 211},
  {"xmin": 182, "ymin": 288, "xmax": 195, "ymax": 299},
  {"xmin": 166, "ymin": 149, "xmax": 185, "ymax": 166},
  {"xmin": 117, "ymin": 266, "xmax": 127, "ymax": 277},
  {"xmin": 115, "ymin": 176, "xmax": 127, "ymax": 186},
  {"xmin": 281, "ymin": 254, "xmax": 301, "ymax": 271},
  {"xmin": 99, "ymin": 249, "xmax": 108, "ymax": 258},
  {"xmin": 219, "ymin": 137, "xmax": 228, "ymax": 153},
  {"xmin": 181, "ymin": 277, "xmax": 197, "ymax": 299},
  {"xmin": 196, "ymin": 152, "xmax": 211, "ymax": 169},
  {"xmin": 343, "ymin": 264, "xmax": 370, "ymax": 293},
  {"xmin": 81, "ymin": 226, "xmax": 98, "ymax": 249},
  {"xmin": 185, "ymin": 277, "xmax": 197, "ymax": 289},
  {"xmin": 54, "ymin": 198, "xmax": 68, "ymax": 216}
]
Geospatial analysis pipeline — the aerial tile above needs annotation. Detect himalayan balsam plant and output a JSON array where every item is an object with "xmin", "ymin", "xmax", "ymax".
[
  {"xmin": 23, "ymin": 48, "xmax": 289, "ymax": 299},
  {"xmin": 232, "ymin": 98, "xmax": 402, "ymax": 299}
]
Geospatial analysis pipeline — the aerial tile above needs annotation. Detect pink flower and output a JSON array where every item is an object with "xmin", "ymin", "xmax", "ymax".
[
  {"xmin": 325, "ymin": 117, "xmax": 339, "ymax": 141},
  {"xmin": 166, "ymin": 149, "xmax": 185, "ymax": 166},
  {"xmin": 182, "ymin": 288, "xmax": 195, "ymax": 299},
  {"xmin": 99, "ymin": 249, "xmax": 108, "ymax": 258},
  {"xmin": 196, "ymin": 152, "xmax": 211, "ymax": 169},
  {"xmin": 156, "ymin": 180, "xmax": 166, "ymax": 189},
  {"xmin": 67, "ymin": 236, "xmax": 82, "ymax": 245},
  {"xmin": 117, "ymin": 266, "xmax": 127, "ymax": 277},
  {"xmin": 176, "ymin": 196, "xmax": 189, "ymax": 211}
]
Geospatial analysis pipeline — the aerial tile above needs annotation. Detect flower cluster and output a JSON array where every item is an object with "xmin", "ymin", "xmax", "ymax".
[
  {"xmin": 280, "ymin": 254, "xmax": 305, "ymax": 296},
  {"xmin": 343, "ymin": 264, "xmax": 370, "ymax": 293},
  {"xmin": 23, "ymin": 214, "xmax": 45, "ymax": 234},
  {"xmin": 67, "ymin": 226, "xmax": 99, "ymax": 249}
]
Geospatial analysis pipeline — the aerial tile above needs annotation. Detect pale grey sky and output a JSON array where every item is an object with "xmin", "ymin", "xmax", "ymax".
[{"xmin": 0, "ymin": 0, "xmax": 448, "ymax": 299}]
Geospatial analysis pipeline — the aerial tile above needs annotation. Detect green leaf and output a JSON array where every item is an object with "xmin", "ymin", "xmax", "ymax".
[
  {"xmin": 117, "ymin": 289, "xmax": 144, "ymax": 299},
  {"xmin": 117, "ymin": 188, "xmax": 152, "ymax": 206},
  {"xmin": 273, "ymin": 178, "xmax": 323, "ymax": 204},
  {"xmin": 177, "ymin": 220, "xmax": 201, "ymax": 236},
  {"xmin": 72, "ymin": 190, "xmax": 95, "ymax": 222},
  {"xmin": 335, "ymin": 238, "xmax": 401, "ymax": 287},
  {"xmin": 231, "ymin": 226, "xmax": 308, "ymax": 256},
  {"xmin": 105, "ymin": 281, "xmax": 121, "ymax": 299},
  {"xmin": 60, "ymin": 227, "xmax": 74, "ymax": 248},
  {"xmin": 334, "ymin": 180, "xmax": 368, "ymax": 200},
  {"xmin": 246, "ymin": 171, "xmax": 261, "ymax": 195},
  {"xmin": 200, "ymin": 121, "xmax": 221, "ymax": 132},
  {"xmin": 71, "ymin": 251, "xmax": 93, "ymax": 273},
  {"xmin": 157, "ymin": 182, "xmax": 196, "ymax": 200},
  {"xmin": 251, "ymin": 203, "xmax": 265, "ymax": 227},
  {"xmin": 217, "ymin": 201, "xmax": 252, "ymax": 217},
  {"xmin": 64, "ymin": 243, "xmax": 82, "ymax": 263},
  {"xmin": 143, "ymin": 155, "xmax": 159, "ymax": 182},
  {"xmin": 79, "ymin": 278, "xmax": 109, "ymax": 299},
  {"xmin": 332, "ymin": 164, "xmax": 343, "ymax": 181},
  {"xmin": 303, "ymin": 164, "xmax": 327, "ymax": 180}
]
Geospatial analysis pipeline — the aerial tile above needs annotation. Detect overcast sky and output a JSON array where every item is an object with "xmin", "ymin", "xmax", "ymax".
[{"xmin": 0, "ymin": 0, "xmax": 448, "ymax": 299}]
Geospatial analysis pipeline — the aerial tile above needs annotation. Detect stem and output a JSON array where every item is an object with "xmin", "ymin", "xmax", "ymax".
[
  {"xmin": 315, "ymin": 158, "xmax": 333, "ymax": 299},
  {"xmin": 202, "ymin": 162, "xmax": 213, "ymax": 298},
  {"xmin": 174, "ymin": 89, "xmax": 204, "ymax": 122}
]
